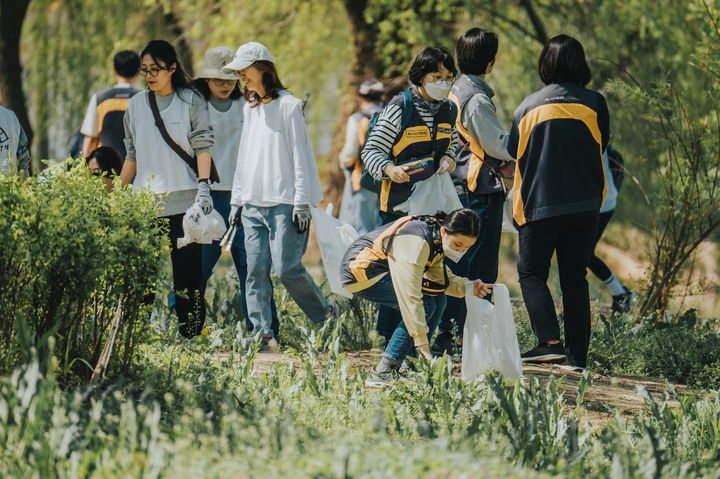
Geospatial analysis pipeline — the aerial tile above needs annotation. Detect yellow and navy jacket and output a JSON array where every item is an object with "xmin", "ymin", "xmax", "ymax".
[
  {"xmin": 507, "ymin": 83, "xmax": 609, "ymax": 226},
  {"xmin": 95, "ymin": 86, "xmax": 138, "ymax": 158},
  {"xmin": 449, "ymin": 74, "xmax": 506, "ymax": 196},
  {"xmin": 348, "ymin": 107, "xmax": 378, "ymax": 192}
]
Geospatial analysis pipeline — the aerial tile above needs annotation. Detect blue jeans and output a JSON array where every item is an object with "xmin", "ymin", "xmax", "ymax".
[
  {"xmin": 242, "ymin": 204, "xmax": 328, "ymax": 338},
  {"xmin": 355, "ymin": 274, "xmax": 446, "ymax": 362},
  {"xmin": 375, "ymin": 211, "xmax": 405, "ymax": 341},
  {"xmin": 201, "ymin": 191, "xmax": 279, "ymax": 336},
  {"xmin": 352, "ymin": 190, "xmax": 381, "ymax": 235},
  {"xmin": 440, "ymin": 191, "xmax": 504, "ymax": 335}
]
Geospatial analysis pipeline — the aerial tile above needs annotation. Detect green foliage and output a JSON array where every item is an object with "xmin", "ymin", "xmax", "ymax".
[{"xmin": 0, "ymin": 164, "xmax": 165, "ymax": 380}]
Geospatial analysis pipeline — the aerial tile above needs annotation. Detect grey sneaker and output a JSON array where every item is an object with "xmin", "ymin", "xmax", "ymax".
[
  {"xmin": 244, "ymin": 336, "xmax": 280, "ymax": 353},
  {"xmin": 321, "ymin": 301, "xmax": 341, "ymax": 342},
  {"xmin": 365, "ymin": 367, "xmax": 400, "ymax": 388}
]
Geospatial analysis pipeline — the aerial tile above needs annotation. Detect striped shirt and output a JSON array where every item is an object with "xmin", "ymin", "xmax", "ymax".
[{"xmin": 361, "ymin": 96, "xmax": 458, "ymax": 180}]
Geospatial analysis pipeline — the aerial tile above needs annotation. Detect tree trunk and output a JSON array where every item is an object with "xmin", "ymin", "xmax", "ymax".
[
  {"xmin": 322, "ymin": 0, "xmax": 382, "ymax": 213},
  {"xmin": 164, "ymin": 10, "xmax": 194, "ymax": 76},
  {"xmin": 0, "ymin": 0, "xmax": 33, "ymax": 146}
]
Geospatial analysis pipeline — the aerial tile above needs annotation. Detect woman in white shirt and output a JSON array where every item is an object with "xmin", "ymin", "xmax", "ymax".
[
  {"xmin": 120, "ymin": 40, "xmax": 215, "ymax": 338},
  {"xmin": 192, "ymin": 46, "xmax": 279, "ymax": 337},
  {"xmin": 223, "ymin": 42, "xmax": 336, "ymax": 351}
]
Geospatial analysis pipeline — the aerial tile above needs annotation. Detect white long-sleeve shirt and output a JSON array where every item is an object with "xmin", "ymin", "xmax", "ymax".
[{"xmin": 231, "ymin": 90, "xmax": 323, "ymax": 207}]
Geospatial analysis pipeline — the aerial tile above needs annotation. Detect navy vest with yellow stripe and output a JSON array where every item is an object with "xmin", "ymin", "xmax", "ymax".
[
  {"xmin": 340, "ymin": 215, "xmax": 444, "ymax": 290},
  {"xmin": 448, "ymin": 75, "xmax": 504, "ymax": 196},
  {"xmin": 379, "ymin": 93, "xmax": 454, "ymax": 213},
  {"xmin": 95, "ymin": 86, "xmax": 138, "ymax": 159}
]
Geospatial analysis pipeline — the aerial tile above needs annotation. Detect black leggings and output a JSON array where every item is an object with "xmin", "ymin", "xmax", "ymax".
[
  {"xmin": 588, "ymin": 211, "xmax": 614, "ymax": 282},
  {"xmin": 167, "ymin": 214, "xmax": 206, "ymax": 338}
]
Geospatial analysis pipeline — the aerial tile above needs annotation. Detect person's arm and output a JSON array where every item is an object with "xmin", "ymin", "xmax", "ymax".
[
  {"xmin": 82, "ymin": 136, "xmax": 99, "ymax": 157},
  {"xmin": 80, "ymin": 94, "xmax": 99, "ymax": 157},
  {"xmin": 188, "ymin": 91, "xmax": 214, "ymax": 180},
  {"xmin": 120, "ymin": 105, "xmax": 136, "ymax": 186},
  {"xmin": 507, "ymin": 110, "xmax": 521, "ymax": 160},
  {"xmin": 464, "ymin": 94, "xmax": 516, "ymax": 163},
  {"xmin": 284, "ymin": 101, "xmax": 315, "ymax": 206},
  {"xmin": 387, "ymin": 235, "xmax": 433, "ymax": 348},
  {"xmin": 597, "ymin": 93, "xmax": 610, "ymax": 153},
  {"xmin": 16, "ymin": 122, "xmax": 31, "ymax": 177},
  {"xmin": 339, "ymin": 114, "xmax": 360, "ymax": 169},
  {"xmin": 361, "ymin": 103, "xmax": 406, "ymax": 181}
]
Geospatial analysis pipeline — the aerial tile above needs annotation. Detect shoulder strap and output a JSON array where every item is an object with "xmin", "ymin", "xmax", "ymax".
[{"xmin": 148, "ymin": 91, "xmax": 220, "ymax": 183}]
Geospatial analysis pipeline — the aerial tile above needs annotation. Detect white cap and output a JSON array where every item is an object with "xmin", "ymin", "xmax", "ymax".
[
  {"xmin": 358, "ymin": 79, "xmax": 384, "ymax": 96},
  {"xmin": 196, "ymin": 47, "xmax": 237, "ymax": 80},
  {"xmin": 222, "ymin": 42, "xmax": 274, "ymax": 73}
]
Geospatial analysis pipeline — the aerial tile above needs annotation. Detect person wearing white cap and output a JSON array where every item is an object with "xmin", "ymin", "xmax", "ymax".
[
  {"xmin": 338, "ymin": 79, "xmax": 384, "ymax": 234},
  {"xmin": 191, "ymin": 46, "xmax": 279, "ymax": 338},
  {"xmin": 223, "ymin": 42, "xmax": 338, "ymax": 352},
  {"xmin": 120, "ymin": 40, "xmax": 215, "ymax": 338}
]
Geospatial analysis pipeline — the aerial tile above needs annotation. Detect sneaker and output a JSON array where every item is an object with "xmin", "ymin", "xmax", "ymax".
[
  {"xmin": 398, "ymin": 359, "xmax": 414, "ymax": 376},
  {"xmin": 243, "ymin": 336, "xmax": 280, "ymax": 353},
  {"xmin": 521, "ymin": 342, "xmax": 567, "ymax": 363},
  {"xmin": 365, "ymin": 367, "xmax": 400, "ymax": 388},
  {"xmin": 322, "ymin": 301, "xmax": 341, "ymax": 342},
  {"xmin": 556, "ymin": 360, "xmax": 585, "ymax": 372},
  {"xmin": 611, "ymin": 290, "xmax": 637, "ymax": 314},
  {"xmin": 430, "ymin": 329, "xmax": 455, "ymax": 356}
]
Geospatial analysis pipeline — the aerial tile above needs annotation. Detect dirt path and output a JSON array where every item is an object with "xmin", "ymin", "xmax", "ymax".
[{"xmin": 214, "ymin": 349, "xmax": 694, "ymax": 427}]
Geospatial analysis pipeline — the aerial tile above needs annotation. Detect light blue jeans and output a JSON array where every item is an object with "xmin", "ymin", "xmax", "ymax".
[
  {"xmin": 242, "ymin": 204, "xmax": 328, "ymax": 338},
  {"xmin": 352, "ymin": 189, "xmax": 381, "ymax": 235}
]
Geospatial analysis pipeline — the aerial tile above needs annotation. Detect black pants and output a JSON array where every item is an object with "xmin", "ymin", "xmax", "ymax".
[
  {"xmin": 167, "ymin": 214, "xmax": 206, "ymax": 338},
  {"xmin": 588, "ymin": 211, "xmax": 614, "ymax": 282},
  {"xmin": 517, "ymin": 214, "xmax": 598, "ymax": 366}
]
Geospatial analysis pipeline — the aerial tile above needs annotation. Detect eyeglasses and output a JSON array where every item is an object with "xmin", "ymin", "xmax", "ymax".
[
  {"xmin": 138, "ymin": 67, "xmax": 171, "ymax": 78},
  {"xmin": 426, "ymin": 73, "xmax": 455, "ymax": 82},
  {"xmin": 209, "ymin": 79, "xmax": 237, "ymax": 86}
]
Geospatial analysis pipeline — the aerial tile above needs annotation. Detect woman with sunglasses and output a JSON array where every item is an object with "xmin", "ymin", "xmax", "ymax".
[
  {"xmin": 120, "ymin": 39, "xmax": 214, "ymax": 338},
  {"xmin": 191, "ymin": 46, "xmax": 279, "ymax": 338}
]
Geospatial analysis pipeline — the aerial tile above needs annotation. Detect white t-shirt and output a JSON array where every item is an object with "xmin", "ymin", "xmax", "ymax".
[
  {"xmin": 80, "ymin": 82, "xmax": 133, "ymax": 137},
  {"xmin": 231, "ymin": 90, "xmax": 322, "ymax": 207},
  {"xmin": 208, "ymin": 97, "xmax": 244, "ymax": 191}
]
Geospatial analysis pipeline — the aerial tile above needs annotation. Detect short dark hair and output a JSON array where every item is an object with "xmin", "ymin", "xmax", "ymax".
[
  {"xmin": 140, "ymin": 40, "xmax": 193, "ymax": 92},
  {"xmin": 437, "ymin": 208, "xmax": 480, "ymax": 237},
  {"xmin": 538, "ymin": 34, "xmax": 592, "ymax": 86},
  {"xmin": 244, "ymin": 60, "xmax": 287, "ymax": 103},
  {"xmin": 408, "ymin": 46, "xmax": 457, "ymax": 86},
  {"xmin": 192, "ymin": 78, "xmax": 243, "ymax": 101},
  {"xmin": 456, "ymin": 28, "xmax": 498, "ymax": 75},
  {"xmin": 113, "ymin": 50, "xmax": 141, "ymax": 79},
  {"xmin": 86, "ymin": 146, "xmax": 123, "ymax": 177}
]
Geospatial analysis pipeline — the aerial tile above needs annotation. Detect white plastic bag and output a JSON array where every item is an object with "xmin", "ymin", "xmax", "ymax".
[
  {"xmin": 310, "ymin": 204, "xmax": 359, "ymax": 298},
  {"xmin": 502, "ymin": 190, "xmax": 518, "ymax": 234},
  {"xmin": 461, "ymin": 283, "xmax": 522, "ymax": 381},
  {"xmin": 177, "ymin": 204, "xmax": 226, "ymax": 248},
  {"xmin": 394, "ymin": 172, "xmax": 463, "ymax": 215}
]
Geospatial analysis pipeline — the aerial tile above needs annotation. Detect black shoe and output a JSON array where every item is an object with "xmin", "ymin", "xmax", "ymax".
[
  {"xmin": 431, "ymin": 329, "xmax": 455, "ymax": 356},
  {"xmin": 521, "ymin": 342, "xmax": 567, "ymax": 363},
  {"xmin": 611, "ymin": 290, "xmax": 636, "ymax": 314}
]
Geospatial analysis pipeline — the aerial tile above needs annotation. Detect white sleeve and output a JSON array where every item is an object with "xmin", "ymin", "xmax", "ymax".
[
  {"xmin": 339, "ymin": 114, "xmax": 360, "ymax": 169},
  {"xmin": 230, "ymin": 112, "xmax": 248, "ymax": 207},
  {"xmin": 80, "ymin": 94, "xmax": 98, "ymax": 137},
  {"xmin": 285, "ymin": 102, "xmax": 314, "ymax": 206}
]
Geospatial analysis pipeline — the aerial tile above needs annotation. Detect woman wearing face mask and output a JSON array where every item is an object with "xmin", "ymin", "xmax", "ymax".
[
  {"xmin": 340, "ymin": 208, "xmax": 493, "ymax": 387},
  {"xmin": 191, "ymin": 46, "xmax": 280, "ymax": 338},
  {"xmin": 120, "ymin": 39, "xmax": 214, "ymax": 338},
  {"xmin": 360, "ymin": 46, "xmax": 459, "ymax": 344},
  {"xmin": 222, "ymin": 42, "xmax": 336, "ymax": 352}
]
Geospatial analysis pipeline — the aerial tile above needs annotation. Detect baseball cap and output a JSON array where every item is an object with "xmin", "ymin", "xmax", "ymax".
[
  {"xmin": 222, "ymin": 42, "xmax": 274, "ymax": 73},
  {"xmin": 358, "ymin": 79, "xmax": 384, "ymax": 96}
]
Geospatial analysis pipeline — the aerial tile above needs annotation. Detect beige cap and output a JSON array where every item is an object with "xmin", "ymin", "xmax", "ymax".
[{"xmin": 196, "ymin": 47, "xmax": 237, "ymax": 80}]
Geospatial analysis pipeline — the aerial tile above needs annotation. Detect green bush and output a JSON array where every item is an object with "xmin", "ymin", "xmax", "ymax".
[{"xmin": 0, "ymin": 164, "xmax": 165, "ymax": 381}]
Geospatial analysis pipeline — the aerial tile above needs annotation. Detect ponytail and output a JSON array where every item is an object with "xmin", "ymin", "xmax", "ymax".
[{"xmin": 439, "ymin": 208, "xmax": 480, "ymax": 237}]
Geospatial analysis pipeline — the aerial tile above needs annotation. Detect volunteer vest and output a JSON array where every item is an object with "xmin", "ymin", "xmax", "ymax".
[
  {"xmin": 448, "ymin": 75, "xmax": 503, "ymax": 195},
  {"xmin": 95, "ymin": 86, "xmax": 138, "ymax": 158},
  {"xmin": 349, "ymin": 108, "xmax": 377, "ymax": 193},
  {"xmin": 0, "ymin": 107, "xmax": 21, "ymax": 172},
  {"xmin": 341, "ymin": 215, "xmax": 444, "ymax": 287},
  {"xmin": 131, "ymin": 89, "xmax": 198, "ymax": 194},
  {"xmin": 379, "ymin": 94, "xmax": 454, "ymax": 213},
  {"xmin": 208, "ymin": 98, "xmax": 244, "ymax": 191}
]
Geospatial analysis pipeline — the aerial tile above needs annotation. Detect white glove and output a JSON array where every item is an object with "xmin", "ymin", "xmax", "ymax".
[
  {"xmin": 292, "ymin": 205, "xmax": 311, "ymax": 233},
  {"xmin": 194, "ymin": 180, "xmax": 213, "ymax": 215}
]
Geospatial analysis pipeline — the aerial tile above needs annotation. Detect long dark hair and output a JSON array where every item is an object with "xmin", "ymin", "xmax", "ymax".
[
  {"xmin": 192, "ymin": 78, "xmax": 243, "ymax": 101},
  {"xmin": 538, "ymin": 34, "xmax": 592, "ymax": 86},
  {"xmin": 244, "ymin": 60, "xmax": 287, "ymax": 103},
  {"xmin": 140, "ymin": 40, "xmax": 193, "ymax": 92},
  {"xmin": 436, "ymin": 208, "xmax": 480, "ymax": 237}
]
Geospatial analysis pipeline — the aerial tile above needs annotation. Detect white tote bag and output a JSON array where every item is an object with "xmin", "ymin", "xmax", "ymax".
[
  {"xmin": 461, "ymin": 283, "xmax": 523, "ymax": 381},
  {"xmin": 310, "ymin": 204, "xmax": 359, "ymax": 299},
  {"xmin": 394, "ymin": 172, "xmax": 463, "ymax": 215}
]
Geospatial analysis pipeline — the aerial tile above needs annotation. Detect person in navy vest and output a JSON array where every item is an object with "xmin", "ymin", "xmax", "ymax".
[{"xmin": 81, "ymin": 50, "xmax": 140, "ymax": 160}]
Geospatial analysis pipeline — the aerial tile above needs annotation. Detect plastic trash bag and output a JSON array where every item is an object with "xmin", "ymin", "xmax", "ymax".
[
  {"xmin": 461, "ymin": 283, "xmax": 523, "ymax": 381},
  {"xmin": 177, "ymin": 204, "xmax": 226, "ymax": 248},
  {"xmin": 394, "ymin": 171, "xmax": 463, "ymax": 215},
  {"xmin": 502, "ymin": 190, "xmax": 518, "ymax": 234},
  {"xmin": 310, "ymin": 203, "xmax": 359, "ymax": 298}
]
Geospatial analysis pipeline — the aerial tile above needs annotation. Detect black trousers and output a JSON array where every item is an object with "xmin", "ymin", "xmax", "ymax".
[
  {"xmin": 588, "ymin": 211, "xmax": 614, "ymax": 282},
  {"xmin": 517, "ymin": 214, "xmax": 598, "ymax": 365},
  {"xmin": 167, "ymin": 214, "xmax": 206, "ymax": 338}
]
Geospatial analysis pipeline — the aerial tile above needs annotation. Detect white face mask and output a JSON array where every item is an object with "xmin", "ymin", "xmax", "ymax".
[
  {"xmin": 423, "ymin": 80, "xmax": 453, "ymax": 101},
  {"xmin": 442, "ymin": 236, "xmax": 466, "ymax": 263}
]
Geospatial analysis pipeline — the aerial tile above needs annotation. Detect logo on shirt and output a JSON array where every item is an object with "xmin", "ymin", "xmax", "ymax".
[{"xmin": 0, "ymin": 127, "xmax": 8, "ymax": 144}]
